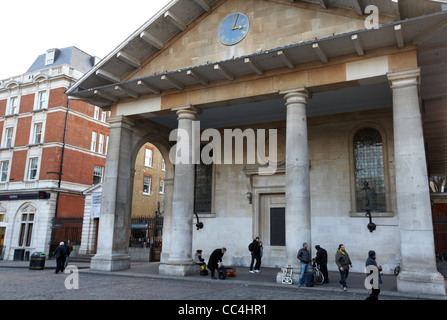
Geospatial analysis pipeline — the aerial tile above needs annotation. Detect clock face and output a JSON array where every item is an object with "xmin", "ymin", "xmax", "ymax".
[{"xmin": 218, "ymin": 12, "xmax": 250, "ymax": 46}]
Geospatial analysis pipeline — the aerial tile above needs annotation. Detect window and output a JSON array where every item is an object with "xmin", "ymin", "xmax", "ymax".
[
  {"xmin": 32, "ymin": 123, "xmax": 43, "ymax": 144},
  {"xmin": 0, "ymin": 160, "xmax": 9, "ymax": 182},
  {"xmin": 9, "ymin": 97, "xmax": 18, "ymax": 114},
  {"xmin": 159, "ymin": 179, "xmax": 165, "ymax": 194},
  {"xmin": 98, "ymin": 134, "xmax": 105, "ymax": 154},
  {"xmin": 194, "ymin": 162, "xmax": 213, "ymax": 214},
  {"xmin": 28, "ymin": 157, "xmax": 39, "ymax": 180},
  {"xmin": 3, "ymin": 127, "xmax": 14, "ymax": 148},
  {"xmin": 18, "ymin": 209, "xmax": 34, "ymax": 247},
  {"xmin": 162, "ymin": 159, "xmax": 166, "ymax": 171},
  {"xmin": 45, "ymin": 50, "xmax": 55, "ymax": 65},
  {"xmin": 144, "ymin": 147, "xmax": 153, "ymax": 167},
  {"xmin": 94, "ymin": 106, "xmax": 100, "ymax": 120},
  {"xmin": 36, "ymin": 91, "xmax": 47, "ymax": 109},
  {"xmin": 353, "ymin": 128, "xmax": 386, "ymax": 212},
  {"xmin": 101, "ymin": 110, "xmax": 107, "ymax": 122},
  {"xmin": 105, "ymin": 136, "xmax": 109, "ymax": 155},
  {"xmin": 91, "ymin": 132, "xmax": 97, "ymax": 152},
  {"xmin": 93, "ymin": 165, "xmax": 104, "ymax": 185},
  {"xmin": 143, "ymin": 175, "xmax": 152, "ymax": 195}
]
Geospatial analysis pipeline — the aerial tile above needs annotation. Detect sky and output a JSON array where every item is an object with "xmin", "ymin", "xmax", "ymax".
[{"xmin": 0, "ymin": 0, "xmax": 172, "ymax": 80}]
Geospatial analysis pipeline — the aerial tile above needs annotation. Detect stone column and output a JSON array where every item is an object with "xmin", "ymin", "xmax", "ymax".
[
  {"xmin": 281, "ymin": 88, "xmax": 312, "ymax": 266},
  {"xmin": 159, "ymin": 106, "xmax": 199, "ymax": 276},
  {"xmin": 388, "ymin": 69, "xmax": 446, "ymax": 295},
  {"xmin": 90, "ymin": 116, "xmax": 135, "ymax": 271}
]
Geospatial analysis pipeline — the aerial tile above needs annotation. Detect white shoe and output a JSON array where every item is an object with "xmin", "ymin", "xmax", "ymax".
[
  {"xmin": 249, "ymin": 270, "xmax": 254, "ymax": 273},
  {"xmin": 254, "ymin": 270, "xmax": 260, "ymax": 273}
]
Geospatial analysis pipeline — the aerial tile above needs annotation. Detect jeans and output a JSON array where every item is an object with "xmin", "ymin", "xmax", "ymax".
[
  {"xmin": 298, "ymin": 263, "xmax": 309, "ymax": 286},
  {"xmin": 339, "ymin": 268, "xmax": 349, "ymax": 288}
]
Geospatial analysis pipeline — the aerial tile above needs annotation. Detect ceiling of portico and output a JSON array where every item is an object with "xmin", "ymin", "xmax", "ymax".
[{"xmin": 142, "ymin": 80, "xmax": 392, "ymax": 129}]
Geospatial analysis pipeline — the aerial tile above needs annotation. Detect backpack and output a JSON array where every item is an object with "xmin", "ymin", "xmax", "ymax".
[{"xmin": 248, "ymin": 242, "xmax": 255, "ymax": 252}]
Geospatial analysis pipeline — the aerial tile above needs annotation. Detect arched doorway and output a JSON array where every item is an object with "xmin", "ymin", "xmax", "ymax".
[{"xmin": 129, "ymin": 142, "xmax": 166, "ymax": 261}]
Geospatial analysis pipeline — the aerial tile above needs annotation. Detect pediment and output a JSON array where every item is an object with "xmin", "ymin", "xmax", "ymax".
[{"xmin": 66, "ymin": 0, "xmax": 445, "ymax": 107}]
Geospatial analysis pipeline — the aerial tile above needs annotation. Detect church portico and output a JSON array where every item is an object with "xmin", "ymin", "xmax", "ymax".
[{"xmin": 68, "ymin": 0, "xmax": 447, "ymax": 296}]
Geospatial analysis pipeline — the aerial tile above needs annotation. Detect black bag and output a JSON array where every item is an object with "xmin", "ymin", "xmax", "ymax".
[
  {"xmin": 304, "ymin": 272, "xmax": 314, "ymax": 287},
  {"xmin": 200, "ymin": 265, "xmax": 208, "ymax": 276},
  {"xmin": 218, "ymin": 266, "xmax": 226, "ymax": 280},
  {"xmin": 248, "ymin": 242, "xmax": 255, "ymax": 251}
]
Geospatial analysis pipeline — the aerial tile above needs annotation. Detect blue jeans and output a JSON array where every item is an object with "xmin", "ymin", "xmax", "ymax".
[
  {"xmin": 298, "ymin": 263, "xmax": 309, "ymax": 286},
  {"xmin": 339, "ymin": 268, "xmax": 349, "ymax": 288}
]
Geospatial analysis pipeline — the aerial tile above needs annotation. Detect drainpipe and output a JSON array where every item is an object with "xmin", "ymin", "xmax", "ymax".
[{"xmin": 48, "ymin": 93, "xmax": 70, "ymax": 257}]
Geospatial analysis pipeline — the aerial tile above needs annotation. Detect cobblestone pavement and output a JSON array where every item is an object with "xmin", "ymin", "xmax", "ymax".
[{"xmin": 0, "ymin": 267, "xmax": 407, "ymax": 301}]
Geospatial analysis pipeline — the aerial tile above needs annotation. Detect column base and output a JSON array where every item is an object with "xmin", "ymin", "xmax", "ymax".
[
  {"xmin": 90, "ymin": 253, "xmax": 131, "ymax": 272},
  {"xmin": 397, "ymin": 270, "xmax": 446, "ymax": 296},
  {"xmin": 159, "ymin": 262, "xmax": 200, "ymax": 276}
]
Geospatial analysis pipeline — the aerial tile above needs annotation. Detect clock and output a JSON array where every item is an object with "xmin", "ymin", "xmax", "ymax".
[{"xmin": 218, "ymin": 12, "xmax": 250, "ymax": 46}]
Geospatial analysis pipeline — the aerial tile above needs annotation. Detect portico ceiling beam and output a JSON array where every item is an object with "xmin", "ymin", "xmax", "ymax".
[
  {"xmin": 115, "ymin": 85, "xmax": 140, "ymax": 99},
  {"xmin": 161, "ymin": 74, "xmax": 185, "ymax": 90},
  {"xmin": 244, "ymin": 57, "xmax": 264, "ymax": 75},
  {"xmin": 116, "ymin": 51, "xmax": 142, "ymax": 68},
  {"xmin": 394, "ymin": 24, "xmax": 404, "ymax": 48},
  {"xmin": 164, "ymin": 11, "xmax": 187, "ymax": 31},
  {"xmin": 193, "ymin": 0, "xmax": 211, "ymax": 12},
  {"xmin": 351, "ymin": 34, "xmax": 364, "ymax": 56},
  {"xmin": 140, "ymin": 31, "xmax": 164, "ymax": 50},
  {"xmin": 312, "ymin": 43, "xmax": 328, "ymax": 63},
  {"xmin": 277, "ymin": 50, "xmax": 294, "ymax": 69},
  {"xmin": 94, "ymin": 89, "xmax": 119, "ymax": 102},
  {"xmin": 214, "ymin": 64, "xmax": 235, "ymax": 81},
  {"xmin": 187, "ymin": 70, "xmax": 209, "ymax": 86},
  {"xmin": 318, "ymin": 0, "xmax": 328, "ymax": 9},
  {"xmin": 137, "ymin": 80, "xmax": 160, "ymax": 94},
  {"xmin": 352, "ymin": 0, "xmax": 364, "ymax": 16},
  {"xmin": 96, "ymin": 69, "xmax": 121, "ymax": 83}
]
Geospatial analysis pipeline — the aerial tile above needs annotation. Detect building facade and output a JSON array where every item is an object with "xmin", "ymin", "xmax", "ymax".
[
  {"xmin": 0, "ymin": 47, "xmax": 109, "ymax": 260},
  {"xmin": 67, "ymin": 0, "xmax": 447, "ymax": 295}
]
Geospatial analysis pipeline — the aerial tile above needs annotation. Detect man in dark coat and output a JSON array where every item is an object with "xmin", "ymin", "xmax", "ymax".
[
  {"xmin": 54, "ymin": 242, "xmax": 67, "ymax": 274},
  {"xmin": 207, "ymin": 248, "xmax": 226, "ymax": 279},
  {"xmin": 249, "ymin": 237, "xmax": 259, "ymax": 273},
  {"xmin": 315, "ymin": 245, "xmax": 329, "ymax": 283},
  {"xmin": 365, "ymin": 250, "xmax": 382, "ymax": 300}
]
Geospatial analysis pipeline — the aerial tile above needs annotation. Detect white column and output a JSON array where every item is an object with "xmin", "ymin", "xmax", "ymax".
[
  {"xmin": 159, "ymin": 106, "xmax": 199, "ymax": 276},
  {"xmin": 281, "ymin": 88, "xmax": 312, "ymax": 266},
  {"xmin": 388, "ymin": 69, "xmax": 446, "ymax": 296},
  {"xmin": 90, "ymin": 116, "xmax": 134, "ymax": 271}
]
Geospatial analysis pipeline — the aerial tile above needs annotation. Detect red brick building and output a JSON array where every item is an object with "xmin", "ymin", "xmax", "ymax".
[{"xmin": 0, "ymin": 47, "xmax": 109, "ymax": 260}]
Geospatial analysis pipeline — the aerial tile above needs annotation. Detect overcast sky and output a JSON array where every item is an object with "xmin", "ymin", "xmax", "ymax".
[{"xmin": 0, "ymin": 0, "xmax": 172, "ymax": 80}]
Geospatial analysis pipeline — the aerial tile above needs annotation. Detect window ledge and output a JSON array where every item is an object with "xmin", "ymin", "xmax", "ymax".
[{"xmin": 349, "ymin": 211, "xmax": 394, "ymax": 218}]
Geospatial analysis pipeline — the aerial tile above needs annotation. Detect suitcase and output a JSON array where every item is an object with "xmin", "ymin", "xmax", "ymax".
[{"xmin": 225, "ymin": 266, "xmax": 236, "ymax": 277}]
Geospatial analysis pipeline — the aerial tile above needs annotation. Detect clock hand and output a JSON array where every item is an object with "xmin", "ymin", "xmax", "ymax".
[{"xmin": 231, "ymin": 13, "xmax": 239, "ymax": 30}]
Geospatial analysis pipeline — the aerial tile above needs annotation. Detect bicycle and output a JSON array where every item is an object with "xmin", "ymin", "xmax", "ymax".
[{"xmin": 311, "ymin": 259, "xmax": 325, "ymax": 285}]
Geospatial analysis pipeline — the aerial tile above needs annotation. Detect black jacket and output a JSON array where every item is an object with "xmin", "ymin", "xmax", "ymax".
[
  {"xmin": 55, "ymin": 245, "xmax": 67, "ymax": 260},
  {"xmin": 315, "ymin": 248, "xmax": 328, "ymax": 265},
  {"xmin": 297, "ymin": 248, "xmax": 310, "ymax": 264},
  {"xmin": 207, "ymin": 248, "xmax": 225, "ymax": 267}
]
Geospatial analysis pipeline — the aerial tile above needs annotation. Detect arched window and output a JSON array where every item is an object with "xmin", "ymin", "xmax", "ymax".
[{"xmin": 353, "ymin": 128, "xmax": 386, "ymax": 212}]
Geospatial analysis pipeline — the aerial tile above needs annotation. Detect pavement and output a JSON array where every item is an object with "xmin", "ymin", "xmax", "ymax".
[{"xmin": 1, "ymin": 258, "xmax": 447, "ymax": 300}]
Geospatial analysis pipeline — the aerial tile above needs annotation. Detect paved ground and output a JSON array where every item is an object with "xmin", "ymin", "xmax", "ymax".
[{"xmin": 1, "ymin": 259, "xmax": 446, "ymax": 302}]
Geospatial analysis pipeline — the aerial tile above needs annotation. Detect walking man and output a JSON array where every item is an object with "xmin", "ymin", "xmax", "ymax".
[
  {"xmin": 249, "ymin": 237, "xmax": 259, "ymax": 273},
  {"xmin": 335, "ymin": 244, "xmax": 352, "ymax": 291},
  {"xmin": 365, "ymin": 250, "xmax": 382, "ymax": 300},
  {"xmin": 297, "ymin": 242, "xmax": 310, "ymax": 287}
]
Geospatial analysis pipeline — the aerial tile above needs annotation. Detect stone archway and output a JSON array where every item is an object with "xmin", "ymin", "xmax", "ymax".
[{"xmin": 90, "ymin": 116, "xmax": 174, "ymax": 271}]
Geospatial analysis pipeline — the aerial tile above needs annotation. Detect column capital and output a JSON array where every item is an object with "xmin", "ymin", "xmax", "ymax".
[
  {"xmin": 172, "ymin": 105, "xmax": 202, "ymax": 120},
  {"xmin": 280, "ymin": 87, "xmax": 312, "ymax": 105},
  {"xmin": 387, "ymin": 68, "xmax": 420, "ymax": 89},
  {"xmin": 107, "ymin": 115, "xmax": 136, "ymax": 130}
]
